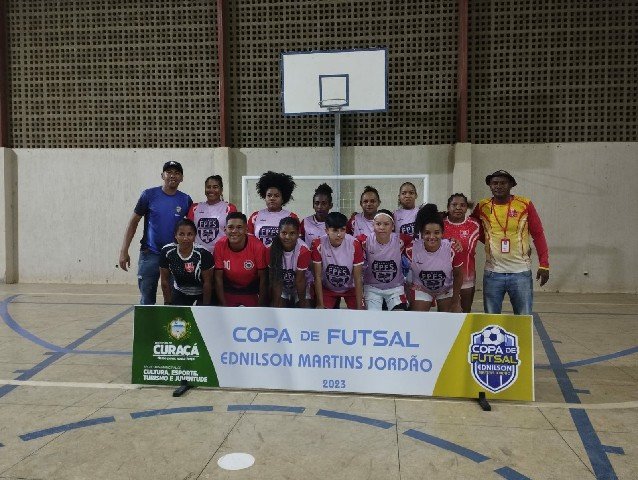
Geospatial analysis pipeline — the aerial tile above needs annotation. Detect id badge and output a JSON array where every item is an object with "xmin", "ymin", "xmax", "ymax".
[{"xmin": 501, "ymin": 238, "xmax": 510, "ymax": 254}]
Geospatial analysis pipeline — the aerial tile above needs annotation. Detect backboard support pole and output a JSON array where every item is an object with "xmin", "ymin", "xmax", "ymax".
[{"xmin": 333, "ymin": 112, "xmax": 341, "ymax": 209}]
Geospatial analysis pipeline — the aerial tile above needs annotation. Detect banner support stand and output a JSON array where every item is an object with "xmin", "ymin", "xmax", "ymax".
[
  {"xmin": 172, "ymin": 380, "xmax": 194, "ymax": 397},
  {"xmin": 476, "ymin": 391, "xmax": 491, "ymax": 411}
]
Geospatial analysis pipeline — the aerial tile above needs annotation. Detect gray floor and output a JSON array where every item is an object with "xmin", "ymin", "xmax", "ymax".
[{"xmin": 0, "ymin": 284, "xmax": 636, "ymax": 479}]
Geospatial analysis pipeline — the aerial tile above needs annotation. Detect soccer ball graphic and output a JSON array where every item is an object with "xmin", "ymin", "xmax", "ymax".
[{"xmin": 481, "ymin": 326, "xmax": 506, "ymax": 345}]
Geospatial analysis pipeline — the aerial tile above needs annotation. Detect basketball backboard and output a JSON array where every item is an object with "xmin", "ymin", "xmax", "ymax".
[{"xmin": 281, "ymin": 48, "xmax": 387, "ymax": 115}]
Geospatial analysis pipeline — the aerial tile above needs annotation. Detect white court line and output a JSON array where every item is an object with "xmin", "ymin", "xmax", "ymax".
[
  {"xmin": 1, "ymin": 380, "xmax": 636, "ymax": 410},
  {"xmin": 0, "ymin": 379, "xmax": 141, "ymax": 390}
]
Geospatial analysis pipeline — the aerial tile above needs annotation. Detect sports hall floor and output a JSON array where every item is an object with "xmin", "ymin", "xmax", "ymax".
[{"xmin": 0, "ymin": 284, "xmax": 635, "ymax": 480}]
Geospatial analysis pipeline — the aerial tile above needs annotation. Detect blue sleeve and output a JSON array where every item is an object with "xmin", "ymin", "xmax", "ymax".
[{"xmin": 134, "ymin": 189, "xmax": 150, "ymax": 216}]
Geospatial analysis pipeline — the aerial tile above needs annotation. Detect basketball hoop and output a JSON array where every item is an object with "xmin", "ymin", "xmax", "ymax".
[{"xmin": 319, "ymin": 98, "xmax": 347, "ymax": 112}]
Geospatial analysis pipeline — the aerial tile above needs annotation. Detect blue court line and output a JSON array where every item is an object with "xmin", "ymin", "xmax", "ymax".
[
  {"xmin": 130, "ymin": 406, "xmax": 213, "ymax": 419},
  {"xmin": 533, "ymin": 313, "xmax": 582, "ymax": 404},
  {"xmin": 494, "ymin": 466, "xmax": 531, "ymax": 480},
  {"xmin": 227, "ymin": 404, "xmax": 305, "ymax": 414},
  {"xmin": 403, "ymin": 428, "xmax": 489, "ymax": 463},
  {"xmin": 0, "ymin": 295, "xmax": 132, "ymax": 355},
  {"xmin": 535, "ymin": 345, "xmax": 638, "ymax": 370},
  {"xmin": 0, "ymin": 304, "xmax": 134, "ymax": 399},
  {"xmin": 534, "ymin": 313, "xmax": 619, "ymax": 480},
  {"xmin": 19, "ymin": 416, "xmax": 115, "ymax": 441},
  {"xmin": 315, "ymin": 409, "xmax": 394, "ymax": 429}
]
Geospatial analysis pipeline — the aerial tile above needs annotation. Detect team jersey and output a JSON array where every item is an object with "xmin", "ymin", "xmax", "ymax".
[
  {"xmin": 300, "ymin": 215, "xmax": 326, "ymax": 247},
  {"xmin": 472, "ymin": 195, "xmax": 549, "ymax": 273},
  {"xmin": 247, "ymin": 209, "xmax": 299, "ymax": 247},
  {"xmin": 187, "ymin": 200, "xmax": 237, "ymax": 252},
  {"xmin": 311, "ymin": 234, "xmax": 364, "ymax": 294},
  {"xmin": 406, "ymin": 238, "xmax": 463, "ymax": 295},
  {"xmin": 394, "ymin": 207, "xmax": 418, "ymax": 236},
  {"xmin": 360, "ymin": 233, "xmax": 413, "ymax": 290},
  {"xmin": 267, "ymin": 238, "xmax": 311, "ymax": 297},
  {"xmin": 346, "ymin": 212, "xmax": 375, "ymax": 238},
  {"xmin": 443, "ymin": 217, "xmax": 480, "ymax": 284},
  {"xmin": 214, "ymin": 234, "xmax": 268, "ymax": 294},
  {"xmin": 159, "ymin": 243, "xmax": 213, "ymax": 295},
  {"xmin": 134, "ymin": 186, "xmax": 193, "ymax": 254}
]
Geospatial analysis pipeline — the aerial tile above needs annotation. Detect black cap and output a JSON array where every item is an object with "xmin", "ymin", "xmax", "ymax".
[
  {"xmin": 163, "ymin": 161, "xmax": 183, "ymax": 175},
  {"xmin": 485, "ymin": 170, "xmax": 516, "ymax": 187}
]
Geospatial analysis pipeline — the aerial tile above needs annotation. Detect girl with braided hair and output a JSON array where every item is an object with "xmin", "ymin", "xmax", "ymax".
[
  {"xmin": 248, "ymin": 171, "xmax": 298, "ymax": 247},
  {"xmin": 300, "ymin": 183, "xmax": 333, "ymax": 246},
  {"xmin": 268, "ymin": 217, "xmax": 311, "ymax": 308}
]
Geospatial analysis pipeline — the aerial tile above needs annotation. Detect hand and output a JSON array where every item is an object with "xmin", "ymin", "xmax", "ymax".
[
  {"xmin": 536, "ymin": 268, "xmax": 549, "ymax": 287},
  {"xmin": 118, "ymin": 252, "xmax": 130, "ymax": 271},
  {"xmin": 450, "ymin": 238, "xmax": 463, "ymax": 253},
  {"xmin": 450, "ymin": 298, "xmax": 463, "ymax": 313}
]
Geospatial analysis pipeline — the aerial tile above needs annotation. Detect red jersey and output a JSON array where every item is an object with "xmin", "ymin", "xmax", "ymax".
[
  {"xmin": 443, "ymin": 217, "xmax": 480, "ymax": 284},
  {"xmin": 214, "ymin": 234, "xmax": 268, "ymax": 294}
]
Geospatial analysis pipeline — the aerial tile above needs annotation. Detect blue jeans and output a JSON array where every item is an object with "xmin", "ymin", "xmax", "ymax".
[
  {"xmin": 137, "ymin": 250, "xmax": 160, "ymax": 305},
  {"xmin": 483, "ymin": 270, "xmax": 533, "ymax": 315}
]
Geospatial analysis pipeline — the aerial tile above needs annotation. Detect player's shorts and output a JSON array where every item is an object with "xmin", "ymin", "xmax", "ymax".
[
  {"xmin": 413, "ymin": 288, "xmax": 453, "ymax": 303},
  {"xmin": 364, "ymin": 285, "xmax": 407, "ymax": 311},
  {"xmin": 322, "ymin": 287, "xmax": 360, "ymax": 310},
  {"xmin": 461, "ymin": 278, "xmax": 475, "ymax": 290},
  {"xmin": 223, "ymin": 292, "xmax": 259, "ymax": 307}
]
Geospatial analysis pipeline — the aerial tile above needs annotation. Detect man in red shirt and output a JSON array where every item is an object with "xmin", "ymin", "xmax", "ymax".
[
  {"xmin": 472, "ymin": 170, "xmax": 549, "ymax": 315},
  {"xmin": 214, "ymin": 212, "xmax": 268, "ymax": 307}
]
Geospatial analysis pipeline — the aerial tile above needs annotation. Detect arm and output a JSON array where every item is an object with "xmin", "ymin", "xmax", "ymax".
[
  {"xmin": 201, "ymin": 268, "xmax": 213, "ymax": 305},
  {"xmin": 257, "ymin": 269, "xmax": 268, "ymax": 306},
  {"xmin": 353, "ymin": 264, "xmax": 364, "ymax": 310},
  {"xmin": 450, "ymin": 265, "xmax": 463, "ymax": 313},
  {"xmin": 470, "ymin": 204, "xmax": 485, "ymax": 244},
  {"xmin": 526, "ymin": 201, "xmax": 550, "ymax": 286},
  {"xmin": 271, "ymin": 283, "xmax": 285, "ymax": 308},
  {"xmin": 160, "ymin": 268, "xmax": 172, "ymax": 304},
  {"xmin": 214, "ymin": 269, "xmax": 226, "ymax": 306},
  {"xmin": 295, "ymin": 270, "xmax": 308, "ymax": 308},
  {"xmin": 313, "ymin": 262, "xmax": 325, "ymax": 308},
  {"xmin": 119, "ymin": 213, "xmax": 142, "ymax": 271}
]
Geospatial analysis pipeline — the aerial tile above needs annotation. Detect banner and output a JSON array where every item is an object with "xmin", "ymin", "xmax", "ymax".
[{"xmin": 132, "ymin": 307, "xmax": 534, "ymax": 401}]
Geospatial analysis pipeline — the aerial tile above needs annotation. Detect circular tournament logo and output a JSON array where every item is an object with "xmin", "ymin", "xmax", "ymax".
[{"xmin": 167, "ymin": 318, "xmax": 191, "ymax": 341}]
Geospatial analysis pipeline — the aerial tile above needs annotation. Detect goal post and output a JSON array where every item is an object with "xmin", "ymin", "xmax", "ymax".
[{"xmin": 241, "ymin": 174, "xmax": 429, "ymax": 220}]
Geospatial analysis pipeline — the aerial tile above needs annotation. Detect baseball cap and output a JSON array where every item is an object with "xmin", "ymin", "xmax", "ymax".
[
  {"xmin": 162, "ymin": 161, "xmax": 183, "ymax": 175},
  {"xmin": 485, "ymin": 170, "xmax": 516, "ymax": 187}
]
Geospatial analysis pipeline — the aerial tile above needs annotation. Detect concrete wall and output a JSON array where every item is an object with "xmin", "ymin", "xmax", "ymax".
[
  {"xmin": 11, "ymin": 149, "xmax": 220, "ymax": 284},
  {"xmin": 471, "ymin": 143, "xmax": 638, "ymax": 294},
  {"xmin": 1, "ymin": 143, "xmax": 636, "ymax": 292}
]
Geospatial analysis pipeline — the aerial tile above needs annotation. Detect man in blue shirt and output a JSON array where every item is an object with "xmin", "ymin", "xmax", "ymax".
[{"xmin": 119, "ymin": 161, "xmax": 193, "ymax": 304}]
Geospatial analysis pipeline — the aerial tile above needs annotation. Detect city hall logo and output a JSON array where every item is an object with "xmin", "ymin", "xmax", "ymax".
[
  {"xmin": 167, "ymin": 318, "xmax": 191, "ymax": 341},
  {"xmin": 468, "ymin": 325, "xmax": 520, "ymax": 393}
]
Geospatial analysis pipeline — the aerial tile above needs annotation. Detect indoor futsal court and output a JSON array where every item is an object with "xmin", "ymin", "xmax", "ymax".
[
  {"xmin": 0, "ymin": 284, "xmax": 635, "ymax": 479},
  {"xmin": 0, "ymin": 1, "xmax": 636, "ymax": 480}
]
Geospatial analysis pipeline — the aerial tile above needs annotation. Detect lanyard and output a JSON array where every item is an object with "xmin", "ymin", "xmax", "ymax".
[{"xmin": 490, "ymin": 198, "xmax": 512, "ymax": 237}]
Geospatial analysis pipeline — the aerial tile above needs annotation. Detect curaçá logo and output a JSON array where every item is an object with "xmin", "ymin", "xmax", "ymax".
[
  {"xmin": 167, "ymin": 318, "xmax": 191, "ymax": 341},
  {"xmin": 468, "ymin": 325, "xmax": 520, "ymax": 393}
]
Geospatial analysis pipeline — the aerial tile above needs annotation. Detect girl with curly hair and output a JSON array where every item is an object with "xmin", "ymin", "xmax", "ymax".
[{"xmin": 248, "ymin": 171, "xmax": 298, "ymax": 247}]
